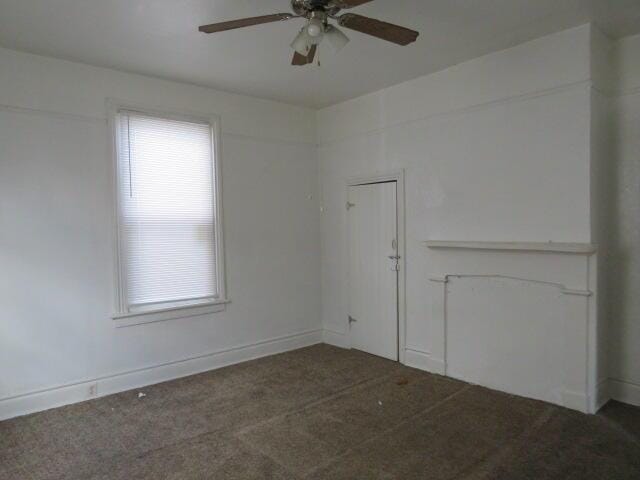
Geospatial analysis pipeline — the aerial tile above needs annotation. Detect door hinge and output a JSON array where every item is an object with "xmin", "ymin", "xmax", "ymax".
[
  {"xmin": 388, "ymin": 255, "xmax": 401, "ymax": 271},
  {"xmin": 346, "ymin": 202, "xmax": 355, "ymax": 211}
]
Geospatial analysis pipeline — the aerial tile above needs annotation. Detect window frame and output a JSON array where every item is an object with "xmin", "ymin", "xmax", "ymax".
[{"xmin": 107, "ymin": 100, "xmax": 228, "ymax": 326}]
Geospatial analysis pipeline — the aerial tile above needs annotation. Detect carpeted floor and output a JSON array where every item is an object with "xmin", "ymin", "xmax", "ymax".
[{"xmin": 1, "ymin": 344, "xmax": 639, "ymax": 480}]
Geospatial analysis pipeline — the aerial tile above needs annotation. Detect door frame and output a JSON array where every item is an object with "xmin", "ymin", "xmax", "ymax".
[{"xmin": 345, "ymin": 169, "xmax": 407, "ymax": 364}]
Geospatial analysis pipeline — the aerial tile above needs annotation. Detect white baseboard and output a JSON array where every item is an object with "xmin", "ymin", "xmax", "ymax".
[
  {"xmin": 404, "ymin": 348, "xmax": 446, "ymax": 375},
  {"xmin": 594, "ymin": 378, "xmax": 611, "ymax": 413},
  {"xmin": 609, "ymin": 379, "xmax": 640, "ymax": 407},
  {"xmin": 5, "ymin": 330, "xmax": 636, "ymax": 422},
  {"xmin": 322, "ymin": 329, "xmax": 350, "ymax": 349},
  {"xmin": 0, "ymin": 329, "xmax": 322, "ymax": 421},
  {"xmin": 560, "ymin": 389, "xmax": 590, "ymax": 414}
]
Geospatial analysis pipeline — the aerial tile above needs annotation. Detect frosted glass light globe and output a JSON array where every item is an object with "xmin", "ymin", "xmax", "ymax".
[{"xmin": 307, "ymin": 19, "xmax": 324, "ymax": 38}]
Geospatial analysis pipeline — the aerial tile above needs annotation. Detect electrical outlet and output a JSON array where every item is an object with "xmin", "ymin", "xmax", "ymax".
[{"xmin": 88, "ymin": 383, "xmax": 98, "ymax": 398}]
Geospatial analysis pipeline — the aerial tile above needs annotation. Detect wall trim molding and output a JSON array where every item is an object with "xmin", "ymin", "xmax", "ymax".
[
  {"xmin": 430, "ymin": 274, "xmax": 590, "ymax": 299},
  {"xmin": 595, "ymin": 378, "xmax": 611, "ymax": 412},
  {"xmin": 608, "ymin": 379, "xmax": 640, "ymax": 407},
  {"xmin": 429, "ymin": 276, "xmax": 449, "ymax": 284},
  {"xmin": 0, "ymin": 102, "xmax": 107, "ymax": 125},
  {"xmin": 560, "ymin": 288, "xmax": 593, "ymax": 297},
  {"xmin": 424, "ymin": 240, "xmax": 597, "ymax": 255},
  {"xmin": 0, "ymin": 103, "xmax": 315, "ymax": 147},
  {"xmin": 604, "ymin": 85, "xmax": 640, "ymax": 99},
  {"xmin": 0, "ymin": 329, "xmax": 322, "ymax": 421},
  {"xmin": 318, "ymin": 79, "xmax": 591, "ymax": 145},
  {"xmin": 561, "ymin": 389, "xmax": 590, "ymax": 413},
  {"xmin": 322, "ymin": 329, "xmax": 350, "ymax": 349},
  {"xmin": 404, "ymin": 348, "xmax": 446, "ymax": 375},
  {"xmin": 224, "ymin": 131, "xmax": 316, "ymax": 148}
]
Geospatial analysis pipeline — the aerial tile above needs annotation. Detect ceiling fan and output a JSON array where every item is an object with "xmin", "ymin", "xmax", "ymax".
[{"xmin": 199, "ymin": 0, "xmax": 419, "ymax": 66}]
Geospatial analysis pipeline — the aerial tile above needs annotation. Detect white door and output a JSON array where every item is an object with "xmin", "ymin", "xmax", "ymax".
[{"xmin": 348, "ymin": 182, "xmax": 399, "ymax": 360}]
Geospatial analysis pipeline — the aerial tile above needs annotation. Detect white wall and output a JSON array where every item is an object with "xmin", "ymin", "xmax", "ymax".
[
  {"xmin": 0, "ymin": 48, "xmax": 321, "ymax": 419},
  {"xmin": 318, "ymin": 25, "xmax": 594, "ymax": 357},
  {"xmin": 607, "ymin": 33, "xmax": 640, "ymax": 404},
  {"xmin": 318, "ymin": 23, "xmax": 640, "ymax": 409}
]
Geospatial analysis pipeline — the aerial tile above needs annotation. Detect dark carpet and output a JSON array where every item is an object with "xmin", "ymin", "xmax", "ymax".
[{"xmin": 1, "ymin": 344, "xmax": 639, "ymax": 479}]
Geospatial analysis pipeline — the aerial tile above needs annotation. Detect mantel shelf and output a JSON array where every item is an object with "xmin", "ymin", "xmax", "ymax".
[{"xmin": 423, "ymin": 241, "xmax": 597, "ymax": 254}]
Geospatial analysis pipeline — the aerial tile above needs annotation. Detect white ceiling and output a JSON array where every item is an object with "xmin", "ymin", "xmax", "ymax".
[{"xmin": 0, "ymin": 0, "xmax": 639, "ymax": 108}]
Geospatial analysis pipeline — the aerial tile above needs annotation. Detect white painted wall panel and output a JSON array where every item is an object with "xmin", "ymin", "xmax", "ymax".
[
  {"xmin": 446, "ymin": 277, "xmax": 565, "ymax": 405},
  {"xmin": 317, "ymin": 25, "xmax": 591, "ymax": 144},
  {"xmin": 0, "ymin": 47, "xmax": 316, "ymax": 145},
  {"xmin": 609, "ymin": 89, "xmax": 640, "ymax": 389},
  {"xmin": 319, "ymin": 86, "xmax": 593, "ymax": 349},
  {"xmin": 0, "ymin": 50, "xmax": 320, "ymax": 417},
  {"xmin": 318, "ymin": 24, "xmax": 640, "ymax": 407},
  {"xmin": 0, "ymin": 111, "xmax": 107, "ymax": 396},
  {"xmin": 317, "ymin": 25, "xmax": 598, "ymax": 409},
  {"xmin": 616, "ymin": 34, "xmax": 640, "ymax": 95}
]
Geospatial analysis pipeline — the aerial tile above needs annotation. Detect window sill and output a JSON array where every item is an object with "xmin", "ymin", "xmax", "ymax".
[{"xmin": 112, "ymin": 299, "xmax": 230, "ymax": 328}]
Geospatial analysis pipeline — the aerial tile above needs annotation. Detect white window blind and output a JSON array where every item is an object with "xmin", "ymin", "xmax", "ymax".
[{"xmin": 116, "ymin": 110, "xmax": 220, "ymax": 312}]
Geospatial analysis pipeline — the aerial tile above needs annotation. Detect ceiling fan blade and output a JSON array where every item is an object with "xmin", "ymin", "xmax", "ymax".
[
  {"xmin": 307, "ymin": 44, "xmax": 318, "ymax": 63},
  {"xmin": 332, "ymin": 0, "xmax": 375, "ymax": 8},
  {"xmin": 199, "ymin": 13, "xmax": 294, "ymax": 34},
  {"xmin": 292, "ymin": 51, "xmax": 309, "ymax": 66},
  {"xmin": 292, "ymin": 45, "xmax": 318, "ymax": 66},
  {"xmin": 338, "ymin": 13, "xmax": 419, "ymax": 46}
]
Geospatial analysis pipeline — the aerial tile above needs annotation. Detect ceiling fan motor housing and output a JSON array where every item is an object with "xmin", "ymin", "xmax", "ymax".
[
  {"xmin": 292, "ymin": 0, "xmax": 340, "ymax": 18},
  {"xmin": 308, "ymin": 0, "xmax": 331, "ymax": 7}
]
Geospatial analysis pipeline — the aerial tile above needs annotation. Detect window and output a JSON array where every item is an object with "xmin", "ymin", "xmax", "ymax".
[{"xmin": 111, "ymin": 105, "xmax": 226, "ymax": 321}]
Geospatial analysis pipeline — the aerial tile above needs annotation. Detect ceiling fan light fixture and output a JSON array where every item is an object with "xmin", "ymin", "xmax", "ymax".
[
  {"xmin": 291, "ymin": 28, "xmax": 312, "ymax": 56},
  {"xmin": 325, "ymin": 25, "xmax": 350, "ymax": 52},
  {"xmin": 306, "ymin": 18, "xmax": 325, "ymax": 38}
]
